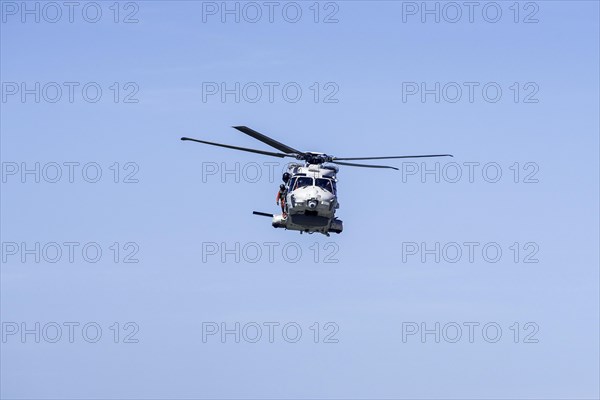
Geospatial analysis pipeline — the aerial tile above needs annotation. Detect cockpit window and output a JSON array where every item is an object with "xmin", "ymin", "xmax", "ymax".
[
  {"xmin": 293, "ymin": 177, "xmax": 313, "ymax": 190},
  {"xmin": 287, "ymin": 177, "xmax": 296, "ymax": 191},
  {"xmin": 315, "ymin": 178, "xmax": 335, "ymax": 193}
]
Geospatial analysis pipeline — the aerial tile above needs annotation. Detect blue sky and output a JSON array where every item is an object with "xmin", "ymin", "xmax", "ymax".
[{"xmin": 1, "ymin": 1, "xmax": 599, "ymax": 399}]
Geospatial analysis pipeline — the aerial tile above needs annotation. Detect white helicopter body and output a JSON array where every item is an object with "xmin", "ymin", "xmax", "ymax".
[{"xmin": 271, "ymin": 163, "xmax": 342, "ymax": 235}]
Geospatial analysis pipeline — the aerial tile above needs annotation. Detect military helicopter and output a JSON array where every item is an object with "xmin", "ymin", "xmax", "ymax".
[{"xmin": 181, "ymin": 126, "xmax": 452, "ymax": 236}]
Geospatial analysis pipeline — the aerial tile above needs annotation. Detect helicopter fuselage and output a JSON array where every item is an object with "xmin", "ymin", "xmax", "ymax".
[{"xmin": 271, "ymin": 163, "xmax": 343, "ymax": 235}]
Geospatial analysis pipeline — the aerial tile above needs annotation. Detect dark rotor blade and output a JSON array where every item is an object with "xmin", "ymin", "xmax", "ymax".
[
  {"xmin": 181, "ymin": 137, "xmax": 294, "ymax": 159},
  {"xmin": 233, "ymin": 126, "xmax": 303, "ymax": 155},
  {"xmin": 333, "ymin": 154, "xmax": 453, "ymax": 161},
  {"xmin": 332, "ymin": 161, "xmax": 399, "ymax": 170},
  {"xmin": 253, "ymin": 211, "xmax": 274, "ymax": 217}
]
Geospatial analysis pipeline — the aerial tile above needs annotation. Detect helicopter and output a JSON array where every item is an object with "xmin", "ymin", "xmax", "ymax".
[{"xmin": 181, "ymin": 126, "xmax": 452, "ymax": 236}]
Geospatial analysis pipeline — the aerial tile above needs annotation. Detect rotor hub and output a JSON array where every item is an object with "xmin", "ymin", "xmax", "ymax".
[{"xmin": 298, "ymin": 153, "xmax": 333, "ymax": 165}]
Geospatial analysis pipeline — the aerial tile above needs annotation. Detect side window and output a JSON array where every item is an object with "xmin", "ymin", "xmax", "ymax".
[{"xmin": 288, "ymin": 177, "xmax": 296, "ymax": 191}]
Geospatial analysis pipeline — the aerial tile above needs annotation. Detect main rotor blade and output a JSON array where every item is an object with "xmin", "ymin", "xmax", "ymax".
[
  {"xmin": 181, "ymin": 137, "xmax": 294, "ymax": 159},
  {"xmin": 332, "ymin": 161, "xmax": 399, "ymax": 170},
  {"xmin": 233, "ymin": 126, "xmax": 303, "ymax": 155},
  {"xmin": 334, "ymin": 154, "xmax": 453, "ymax": 161},
  {"xmin": 333, "ymin": 154, "xmax": 454, "ymax": 161}
]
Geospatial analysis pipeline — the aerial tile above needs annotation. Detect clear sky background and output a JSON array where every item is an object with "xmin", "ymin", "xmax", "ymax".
[{"xmin": 1, "ymin": 1, "xmax": 599, "ymax": 399}]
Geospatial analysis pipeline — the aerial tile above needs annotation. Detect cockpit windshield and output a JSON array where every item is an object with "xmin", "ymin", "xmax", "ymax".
[
  {"xmin": 315, "ymin": 178, "xmax": 335, "ymax": 194},
  {"xmin": 293, "ymin": 177, "xmax": 313, "ymax": 190}
]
